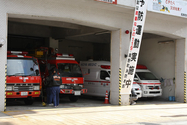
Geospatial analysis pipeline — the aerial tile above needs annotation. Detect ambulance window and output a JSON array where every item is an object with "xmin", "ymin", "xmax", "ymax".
[
  {"xmin": 100, "ymin": 70, "xmax": 110, "ymax": 80},
  {"xmin": 136, "ymin": 72, "xmax": 158, "ymax": 80}
]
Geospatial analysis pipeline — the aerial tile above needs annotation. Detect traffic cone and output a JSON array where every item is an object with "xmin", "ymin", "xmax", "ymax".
[{"xmin": 103, "ymin": 90, "xmax": 110, "ymax": 104}]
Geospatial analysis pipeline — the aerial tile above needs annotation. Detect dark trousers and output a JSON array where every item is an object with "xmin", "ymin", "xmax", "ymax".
[
  {"xmin": 51, "ymin": 86, "xmax": 60, "ymax": 106},
  {"xmin": 46, "ymin": 87, "xmax": 52, "ymax": 104}
]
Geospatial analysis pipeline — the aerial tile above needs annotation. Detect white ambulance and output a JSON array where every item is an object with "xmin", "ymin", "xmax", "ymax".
[
  {"xmin": 80, "ymin": 61, "xmax": 142, "ymax": 99},
  {"xmin": 134, "ymin": 65, "xmax": 162, "ymax": 98}
]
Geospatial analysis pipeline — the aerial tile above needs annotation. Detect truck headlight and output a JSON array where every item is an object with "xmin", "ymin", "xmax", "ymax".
[
  {"xmin": 60, "ymin": 85, "xmax": 64, "ymax": 89},
  {"xmin": 6, "ymin": 86, "xmax": 12, "ymax": 91},
  {"xmin": 33, "ymin": 86, "xmax": 40, "ymax": 90},
  {"xmin": 79, "ymin": 85, "xmax": 83, "ymax": 88}
]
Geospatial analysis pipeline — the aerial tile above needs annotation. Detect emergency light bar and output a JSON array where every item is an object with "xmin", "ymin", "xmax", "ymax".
[
  {"xmin": 136, "ymin": 65, "xmax": 147, "ymax": 69},
  {"xmin": 100, "ymin": 65, "xmax": 110, "ymax": 69},
  {"xmin": 55, "ymin": 53, "xmax": 74, "ymax": 58},
  {"xmin": 7, "ymin": 51, "xmax": 28, "ymax": 56}
]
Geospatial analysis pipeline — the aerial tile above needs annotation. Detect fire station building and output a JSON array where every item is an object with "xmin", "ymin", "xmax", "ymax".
[{"xmin": 0, "ymin": 0, "xmax": 187, "ymax": 111}]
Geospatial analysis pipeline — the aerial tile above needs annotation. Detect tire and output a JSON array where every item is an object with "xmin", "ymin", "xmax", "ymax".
[
  {"xmin": 69, "ymin": 96, "xmax": 79, "ymax": 102},
  {"xmin": 24, "ymin": 98, "xmax": 34, "ymax": 105}
]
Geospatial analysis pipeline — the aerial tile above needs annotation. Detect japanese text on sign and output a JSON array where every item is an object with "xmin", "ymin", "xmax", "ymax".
[{"xmin": 120, "ymin": 0, "xmax": 148, "ymax": 94}]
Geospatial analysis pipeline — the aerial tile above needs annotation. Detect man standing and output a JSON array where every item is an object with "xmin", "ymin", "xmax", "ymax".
[{"xmin": 47, "ymin": 68, "xmax": 61, "ymax": 107}]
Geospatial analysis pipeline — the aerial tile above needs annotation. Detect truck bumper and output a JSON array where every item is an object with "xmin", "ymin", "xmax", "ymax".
[
  {"xmin": 134, "ymin": 90, "xmax": 142, "ymax": 98},
  {"xmin": 60, "ymin": 88, "xmax": 87, "ymax": 95},
  {"xmin": 142, "ymin": 89, "xmax": 162, "ymax": 97},
  {"xmin": 6, "ymin": 91, "xmax": 40, "ymax": 98}
]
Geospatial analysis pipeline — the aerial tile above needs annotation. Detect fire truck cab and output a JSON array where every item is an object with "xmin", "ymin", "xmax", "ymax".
[
  {"xmin": 6, "ymin": 51, "xmax": 42, "ymax": 105},
  {"xmin": 134, "ymin": 65, "xmax": 162, "ymax": 98},
  {"xmin": 35, "ymin": 47, "xmax": 87, "ymax": 102},
  {"xmin": 80, "ymin": 61, "xmax": 142, "ymax": 99}
]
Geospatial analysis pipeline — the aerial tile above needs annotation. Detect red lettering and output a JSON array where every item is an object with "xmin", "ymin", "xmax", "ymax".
[
  {"xmin": 132, "ymin": 37, "xmax": 134, "ymax": 42},
  {"xmin": 133, "ymin": 27, "xmax": 136, "ymax": 31},
  {"xmin": 166, "ymin": 0, "xmax": 175, "ymax": 5},
  {"xmin": 134, "ymin": 22, "xmax": 137, "ymax": 26},
  {"xmin": 130, "ymin": 46, "xmax": 133, "ymax": 50},
  {"xmin": 135, "ymin": 16, "xmax": 138, "ymax": 21},
  {"xmin": 132, "ymin": 32, "xmax": 136, "ymax": 36},
  {"xmin": 135, "ymin": 11, "xmax": 138, "ymax": 15},
  {"xmin": 170, "ymin": 6, "xmax": 182, "ymax": 11}
]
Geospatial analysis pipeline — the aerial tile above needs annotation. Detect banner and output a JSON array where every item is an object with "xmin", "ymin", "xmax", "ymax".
[
  {"xmin": 95, "ymin": 0, "xmax": 117, "ymax": 4},
  {"xmin": 148, "ymin": 0, "xmax": 187, "ymax": 18},
  {"xmin": 120, "ymin": 0, "xmax": 148, "ymax": 94}
]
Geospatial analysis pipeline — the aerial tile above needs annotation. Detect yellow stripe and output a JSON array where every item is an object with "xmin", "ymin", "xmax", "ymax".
[{"xmin": 184, "ymin": 72, "xmax": 187, "ymax": 103}]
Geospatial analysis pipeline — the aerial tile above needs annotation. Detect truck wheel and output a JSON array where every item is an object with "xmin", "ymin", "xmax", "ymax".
[
  {"xmin": 24, "ymin": 98, "xmax": 34, "ymax": 105},
  {"xmin": 69, "ymin": 96, "xmax": 79, "ymax": 102}
]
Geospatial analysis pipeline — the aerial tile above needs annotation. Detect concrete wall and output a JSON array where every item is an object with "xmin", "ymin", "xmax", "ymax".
[
  {"xmin": 175, "ymin": 39, "xmax": 185, "ymax": 102},
  {"xmin": 138, "ymin": 37, "xmax": 175, "ymax": 100},
  {"xmin": 0, "ymin": 7, "xmax": 7, "ymax": 111}
]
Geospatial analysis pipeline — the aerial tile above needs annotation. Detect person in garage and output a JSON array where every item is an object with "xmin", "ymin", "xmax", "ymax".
[
  {"xmin": 45, "ymin": 68, "xmax": 53, "ymax": 106},
  {"xmin": 46, "ymin": 67, "xmax": 61, "ymax": 107}
]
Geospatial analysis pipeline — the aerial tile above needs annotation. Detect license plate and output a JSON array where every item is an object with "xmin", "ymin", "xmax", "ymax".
[
  {"xmin": 74, "ymin": 91, "xmax": 81, "ymax": 95},
  {"xmin": 21, "ymin": 92, "xmax": 28, "ymax": 96}
]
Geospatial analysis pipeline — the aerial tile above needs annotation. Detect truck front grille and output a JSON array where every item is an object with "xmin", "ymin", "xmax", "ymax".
[
  {"xmin": 149, "ymin": 91, "xmax": 160, "ymax": 94},
  {"xmin": 14, "ymin": 86, "xmax": 33, "ymax": 91},
  {"xmin": 6, "ymin": 83, "xmax": 40, "ymax": 91}
]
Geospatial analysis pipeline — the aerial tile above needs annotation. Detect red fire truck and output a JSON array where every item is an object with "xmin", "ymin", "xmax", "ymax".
[
  {"xmin": 6, "ymin": 51, "xmax": 42, "ymax": 105},
  {"xmin": 34, "ymin": 47, "xmax": 87, "ymax": 102}
]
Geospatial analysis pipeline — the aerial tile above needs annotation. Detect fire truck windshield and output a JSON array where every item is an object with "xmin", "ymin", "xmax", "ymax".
[
  {"xmin": 57, "ymin": 63, "xmax": 83, "ymax": 77},
  {"xmin": 7, "ymin": 58, "xmax": 40, "ymax": 76}
]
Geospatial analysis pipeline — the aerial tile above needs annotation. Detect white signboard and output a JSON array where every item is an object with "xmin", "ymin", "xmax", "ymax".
[
  {"xmin": 95, "ymin": 0, "xmax": 117, "ymax": 4},
  {"xmin": 120, "ymin": 0, "xmax": 148, "ymax": 94},
  {"xmin": 148, "ymin": 0, "xmax": 187, "ymax": 18}
]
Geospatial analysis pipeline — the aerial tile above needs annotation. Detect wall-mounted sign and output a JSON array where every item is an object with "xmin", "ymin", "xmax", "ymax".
[
  {"xmin": 148, "ymin": 0, "xmax": 187, "ymax": 18},
  {"xmin": 120, "ymin": 0, "xmax": 148, "ymax": 94},
  {"xmin": 95, "ymin": 0, "xmax": 117, "ymax": 4}
]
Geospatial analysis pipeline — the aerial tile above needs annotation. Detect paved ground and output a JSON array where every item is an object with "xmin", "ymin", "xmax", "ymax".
[{"xmin": 1, "ymin": 96, "xmax": 187, "ymax": 125}]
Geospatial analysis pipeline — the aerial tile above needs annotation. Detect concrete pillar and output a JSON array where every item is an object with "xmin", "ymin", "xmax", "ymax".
[
  {"xmin": 0, "ymin": 11, "xmax": 8, "ymax": 111},
  {"xmin": 175, "ymin": 38, "xmax": 187, "ymax": 103},
  {"xmin": 49, "ymin": 37, "xmax": 58, "ymax": 53},
  {"xmin": 110, "ymin": 29, "xmax": 130, "ymax": 105}
]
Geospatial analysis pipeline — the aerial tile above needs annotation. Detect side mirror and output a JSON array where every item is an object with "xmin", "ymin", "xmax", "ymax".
[
  {"xmin": 32, "ymin": 58, "xmax": 38, "ymax": 65},
  {"xmin": 105, "ymin": 77, "xmax": 110, "ymax": 81},
  {"xmin": 134, "ymin": 78, "xmax": 139, "ymax": 81}
]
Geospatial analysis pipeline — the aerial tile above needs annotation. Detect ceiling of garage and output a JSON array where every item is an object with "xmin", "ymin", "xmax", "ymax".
[{"xmin": 8, "ymin": 18, "xmax": 164, "ymax": 43}]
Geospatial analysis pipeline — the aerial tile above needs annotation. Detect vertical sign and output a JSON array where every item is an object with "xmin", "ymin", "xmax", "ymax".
[
  {"xmin": 95, "ymin": 0, "xmax": 117, "ymax": 4},
  {"xmin": 120, "ymin": 0, "xmax": 148, "ymax": 94}
]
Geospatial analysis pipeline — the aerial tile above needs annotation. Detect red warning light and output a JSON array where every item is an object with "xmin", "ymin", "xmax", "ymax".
[{"xmin": 125, "ymin": 30, "xmax": 129, "ymax": 34}]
